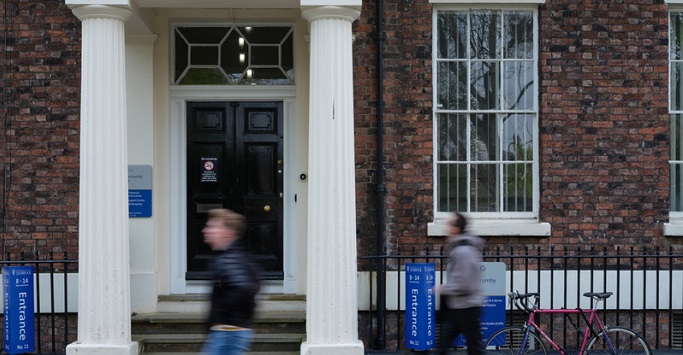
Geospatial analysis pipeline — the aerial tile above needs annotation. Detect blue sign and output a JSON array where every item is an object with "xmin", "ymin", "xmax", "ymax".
[
  {"xmin": 128, "ymin": 165, "xmax": 152, "ymax": 218},
  {"xmin": 454, "ymin": 262, "xmax": 506, "ymax": 346},
  {"xmin": 3, "ymin": 266, "xmax": 35, "ymax": 354},
  {"xmin": 405, "ymin": 263, "xmax": 436, "ymax": 351},
  {"xmin": 128, "ymin": 189, "xmax": 152, "ymax": 217}
]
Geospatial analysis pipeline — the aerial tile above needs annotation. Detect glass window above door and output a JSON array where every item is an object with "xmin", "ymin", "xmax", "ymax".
[{"xmin": 174, "ymin": 26, "xmax": 295, "ymax": 85}]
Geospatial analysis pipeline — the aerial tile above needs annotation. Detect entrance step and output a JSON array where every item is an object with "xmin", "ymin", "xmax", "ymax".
[{"xmin": 133, "ymin": 294, "xmax": 306, "ymax": 354}]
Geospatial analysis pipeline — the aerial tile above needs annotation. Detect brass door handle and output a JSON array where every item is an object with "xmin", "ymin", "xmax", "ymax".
[{"xmin": 264, "ymin": 205, "xmax": 271, "ymax": 212}]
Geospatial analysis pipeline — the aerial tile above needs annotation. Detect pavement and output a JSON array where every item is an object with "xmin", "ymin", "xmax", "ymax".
[{"xmin": 365, "ymin": 351, "xmax": 683, "ymax": 354}]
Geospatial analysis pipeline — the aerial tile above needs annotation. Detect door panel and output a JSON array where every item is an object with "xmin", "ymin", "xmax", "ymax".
[
  {"xmin": 237, "ymin": 103, "xmax": 284, "ymax": 276},
  {"xmin": 186, "ymin": 101, "xmax": 283, "ymax": 280}
]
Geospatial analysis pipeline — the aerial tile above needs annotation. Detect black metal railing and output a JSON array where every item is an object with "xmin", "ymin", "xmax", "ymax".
[
  {"xmin": 359, "ymin": 246, "xmax": 683, "ymax": 352},
  {"xmin": 1, "ymin": 251, "xmax": 77, "ymax": 354}
]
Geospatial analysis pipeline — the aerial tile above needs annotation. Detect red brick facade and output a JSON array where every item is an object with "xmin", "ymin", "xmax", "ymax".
[
  {"xmin": 353, "ymin": 0, "xmax": 678, "ymax": 256},
  {"xmin": 0, "ymin": 0, "xmax": 680, "ymax": 261},
  {"xmin": 538, "ymin": 1, "xmax": 670, "ymax": 245},
  {"xmin": 0, "ymin": 0, "xmax": 81, "ymax": 258}
]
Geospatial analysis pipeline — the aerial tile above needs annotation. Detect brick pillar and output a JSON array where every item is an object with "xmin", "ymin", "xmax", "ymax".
[{"xmin": 66, "ymin": 4, "xmax": 138, "ymax": 355}]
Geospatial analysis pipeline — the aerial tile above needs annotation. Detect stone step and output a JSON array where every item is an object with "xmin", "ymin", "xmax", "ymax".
[
  {"xmin": 144, "ymin": 352, "xmax": 299, "ymax": 355},
  {"xmin": 134, "ymin": 294, "xmax": 306, "ymax": 353},
  {"xmin": 135, "ymin": 333, "xmax": 305, "ymax": 353},
  {"xmin": 132, "ymin": 310, "xmax": 305, "ymax": 334}
]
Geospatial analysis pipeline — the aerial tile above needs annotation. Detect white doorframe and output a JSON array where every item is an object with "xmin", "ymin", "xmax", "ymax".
[{"xmin": 169, "ymin": 87, "xmax": 299, "ymax": 294}]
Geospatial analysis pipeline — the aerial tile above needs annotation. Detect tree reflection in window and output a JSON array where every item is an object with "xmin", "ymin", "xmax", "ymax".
[
  {"xmin": 435, "ymin": 9, "xmax": 536, "ymax": 213},
  {"xmin": 670, "ymin": 12, "xmax": 683, "ymax": 211},
  {"xmin": 174, "ymin": 26, "xmax": 294, "ymax": 85}
]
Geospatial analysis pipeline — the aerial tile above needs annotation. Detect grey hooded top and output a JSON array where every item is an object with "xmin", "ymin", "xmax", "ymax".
[{"xmin": 441, "ymin": 232, "xmax": 485, "ymax": 309}]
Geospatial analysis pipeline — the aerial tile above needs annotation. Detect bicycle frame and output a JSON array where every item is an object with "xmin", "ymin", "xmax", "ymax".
[{"xmin": 521, "ymin": 303, "xmax": 616, "ymax": 355}]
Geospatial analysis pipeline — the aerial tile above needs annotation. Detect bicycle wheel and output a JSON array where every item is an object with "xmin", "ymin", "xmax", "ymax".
[
  {"xmin": 484, "ymin": 326, "xmax": 547, "ymax": 355},
  {"xmin": 585, "ymin": 326, "xmax": 652, "ymax": 355}
]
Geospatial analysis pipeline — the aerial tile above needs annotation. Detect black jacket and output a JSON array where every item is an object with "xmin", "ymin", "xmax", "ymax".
[{"xmin": 207, "ymin": 243, "xmax": 261, "ymax": 328}]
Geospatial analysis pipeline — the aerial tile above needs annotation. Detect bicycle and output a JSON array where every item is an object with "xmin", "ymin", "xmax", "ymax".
[{"xmin": 484, "ymin": 290, "xmax": 652, "ymax": 355}]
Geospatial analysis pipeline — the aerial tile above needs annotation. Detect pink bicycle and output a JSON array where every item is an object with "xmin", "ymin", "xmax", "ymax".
[{"xmin": 484, "ymin": 291, "xmax": 652, "ymax": 355}]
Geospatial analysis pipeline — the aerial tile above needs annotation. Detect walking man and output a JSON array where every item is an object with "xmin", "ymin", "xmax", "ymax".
[
  {"xmin": 201, "ymin": 208, "xmax": 261, "ymax": 355},
  {"xmin": 435, "ymin": 212, "xmax": 485, "ymax": 355}
]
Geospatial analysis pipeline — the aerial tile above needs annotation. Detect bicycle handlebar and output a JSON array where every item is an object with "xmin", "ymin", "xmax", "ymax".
[{"xmin": 508, "ymin": 290, "xmax": 539, "ymax": 313}]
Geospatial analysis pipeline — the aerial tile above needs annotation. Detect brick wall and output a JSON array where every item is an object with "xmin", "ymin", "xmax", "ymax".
[
  {"xmin": 0, "ymin": 0, "xmax": 81, "ymax": 258},
  {"xmin": 354, "ymin": 0, "xmax": 436, "ymax": 257},
  {"xmin": 1, "ymin": 0, "xmax": 677, "ymax": 260},
  {"xmin": 353, "ymin": 0, "xmax": 677, "ymax": 255},
  {"xmin": 538, "ymin": 0, "xmax": 670, "ymax": 246}
]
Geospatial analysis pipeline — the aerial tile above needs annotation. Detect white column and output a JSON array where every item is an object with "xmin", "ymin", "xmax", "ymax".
[
  {"xmin": 66, "ymin": 5, "xmax": 138, "ymax": 355},
  {"xmin": 300, "ymin": 5, "xmax": 363, "ymax": 355}
]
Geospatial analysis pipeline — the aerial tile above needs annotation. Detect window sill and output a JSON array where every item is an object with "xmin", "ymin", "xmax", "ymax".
[
  {"xmin": 663, "ymin": 223, "xmax": 683, "ymax": 236},
  {"xmin": 430, "ymin": 0, "xmax": 545, "ymax": 3},
  {"xmin": 428, "ymin": 219, "xmax": 551, "ymax": 237},
  {"xmin": 664, "ymin": 214, "xmax": 683, "ymax": 236}
]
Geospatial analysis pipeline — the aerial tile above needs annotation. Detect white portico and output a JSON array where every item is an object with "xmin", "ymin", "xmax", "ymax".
[{"xmin": 65, "ymin": 0, "xmax": 362, "ymax": 354}]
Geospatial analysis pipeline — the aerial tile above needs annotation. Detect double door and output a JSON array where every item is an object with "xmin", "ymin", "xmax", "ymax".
[{"xmin": 186, "ymin": 101, "xmax": 284, "ymax": 280}]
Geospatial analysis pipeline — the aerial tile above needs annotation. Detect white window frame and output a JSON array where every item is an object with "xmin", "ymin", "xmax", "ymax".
[
  {"xmin": 429, "ymin": 3, "xmax": 550, "ymax": 236},
  {"xmin": 666, "ymin": 4, "xmax": 683, "ymax": 235}
]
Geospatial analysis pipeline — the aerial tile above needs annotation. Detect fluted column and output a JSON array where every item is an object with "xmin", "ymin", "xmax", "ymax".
[
  {"xmin": 66, "ymin": 5, "xmax": 138, "ymax": 355},
  {"xmin": 300, "ymin": 5, "xmax": 363, "ymax": 355}
]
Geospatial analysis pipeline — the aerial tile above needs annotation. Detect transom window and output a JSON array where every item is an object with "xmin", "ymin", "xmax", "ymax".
[
  {"xmin": 173, "ymin": 25, "xmax": 294, "ymax": 85},
  {"xmin": 433, "ymin": 7, "xmax": 538, "ymax": 215},
  {"xmin": 670, "ymin": 11, "xmax": 683, "ymax": 211}
]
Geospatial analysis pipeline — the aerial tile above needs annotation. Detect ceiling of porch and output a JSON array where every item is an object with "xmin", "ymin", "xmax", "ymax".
[{"xmin": 136, "ymin": 0, "xmax": 299, "ymax": 9}]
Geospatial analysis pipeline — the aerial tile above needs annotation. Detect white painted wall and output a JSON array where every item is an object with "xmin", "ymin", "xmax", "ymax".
[
  {"xmin": 357, "ymin": 270, "xmax": 683, "ymax": 311},
  {"xmin": 126, "ymin": 35, "xmax": 158, "ymax": 312}
]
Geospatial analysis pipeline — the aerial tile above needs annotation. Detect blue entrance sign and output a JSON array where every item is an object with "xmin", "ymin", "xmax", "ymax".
[
  {"xmin": 3, "ymin": 266, "xmax": 35, "ymax": 354},
  {"xmin": 405, "ymin": 263, "xmax": 436, "ymax": 351},
  {"xmin": 454, "ymin": 261, "xmax": 506, "ymax": 347}
]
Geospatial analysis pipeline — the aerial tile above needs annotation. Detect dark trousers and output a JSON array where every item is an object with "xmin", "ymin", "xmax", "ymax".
[{"xmin": 437, "ymin": 306, "xmax": 485, "ymax": 355}]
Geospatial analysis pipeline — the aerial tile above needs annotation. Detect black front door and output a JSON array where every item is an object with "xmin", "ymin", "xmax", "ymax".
[{"xmin": 186, "ymin": 101, "xmax": 284, "ymax": 280}]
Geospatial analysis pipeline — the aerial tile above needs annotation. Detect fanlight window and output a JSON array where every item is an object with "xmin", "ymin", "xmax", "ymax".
[{"xmin": 174, "ymin": 26, "xmax": 294, "ymax": 85}]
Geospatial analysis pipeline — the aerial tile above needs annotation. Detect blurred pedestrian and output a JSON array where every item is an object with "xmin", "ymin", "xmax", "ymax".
[
  {"xmin": 435, "ymin": 212, "xmax": 485, "ymax": 355},
  {"xmin": 201, "ymin": 208, "xmax": 261, "ymax": 355}
]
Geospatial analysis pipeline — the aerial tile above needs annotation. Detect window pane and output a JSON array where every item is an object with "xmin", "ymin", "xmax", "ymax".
[
  {"xmin": 471, "ymin": 163, "xmax": 499, "ymax": 212},
  {"xmin": 672, "ymin": 114, "xmax": 683, "ymax": 161},
  {"xmin": 239, "ymin": 69, "xmax": 293, "ymax": 85},
  {"xmin": 238, "ymin": 26, "xmax": 291, "ymax": 44},
  {"xmin": 191, "ymin": 46, "xmax": 219, "ymax": 66},
  {"xmin": 503, "ymin": 11, "xmax": 533, "ymax": 59},
  {"xmin": 251, "ymin": 45, "xmax": 279, "ymax": 66},
  {"xmin": 179, "ymin": 68, "xmax": 230, "ymax": 85},
  {"xmin": 471, "ymin": 61, "xmax": 500, "ymax": 110},
  {"xmin": 438, "ymin": 163, "xmax": 467, "ymax": 212},
  {"xmin": 672, "ymin": 162, "xmax": 683, "ymax": 211},
  {"xmin": 504, "ymin": 163, "xmax": 532, "ymax": 212},
  {"xmin": 177, "ymin": 27, "xmax": 229, "ymax": 44},
  {"xmin": 437, "ymin": 12, "xmax": 467, "ymax": 59},
  {"xmin": 221, "ymin": 31, "xmax": 248, "ymax": 82},
  {"xmin": 470, "ymin": 11, "xmax": 501, "ymax": 60},
  {"xmin": 282, "ymin": 34, "xmax": 294, "ymax": 74},
  {"xmin": 437, "ymin": 61, "xmax": 468, "ymax": 110},
  {"xmin": 672, "ymin": 62, "xmax": 683, "ymax": 111},
  {"xmin": 503, "ymin": 61, "xmax": 534, "ymax": 110},
  {"xmin": 671, "ymin": 12, "xmax": 683, "ymax": 60},
  {"xmin": 175, "ymin": 31, "xmax": 189, "ymax": 83},
  {"xmin": 503, "ymin": 114, "xmax": 533, "ymax": 161},
  {"xmin": 437, "ymin": 113, "xmax": 467, "ymax": 161},
  {"xmin": 470, "ymin": 113, "xmax": 499, "ymax": 161}
]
